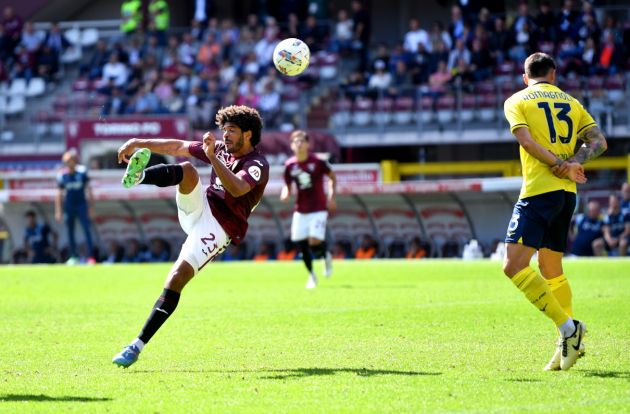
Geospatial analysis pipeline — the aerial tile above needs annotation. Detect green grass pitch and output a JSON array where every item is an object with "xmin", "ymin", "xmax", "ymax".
[{"xmin": 2, "ymin": 259, "xmax": 629, "ymax": 413}]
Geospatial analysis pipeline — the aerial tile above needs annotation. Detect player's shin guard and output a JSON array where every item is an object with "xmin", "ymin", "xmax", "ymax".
[
  {"xmin": 138, "ymin": 288, "xmax": 181, "ymax": 344},
  {"xmin": 310, "ymin": 241, "xmax": 328, "ymax": 259},
  {"xmin": 511, "ymin": 266, "xmax": 569, "ymax": 327},
  {"xmin": 298, "ymin": 241, "xmax": 313, "ymax": 272},
  {"xmin": 546, "ymin": 274, "xmax": 573, "ymax": 317},
  {"xmin": 141, "ymin": 164, "xmax": 184, "ymax": 187}
]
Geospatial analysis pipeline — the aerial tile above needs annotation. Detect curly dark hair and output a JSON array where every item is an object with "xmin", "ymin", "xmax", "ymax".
[{"xmin": 215, "ymin": 105, "xmax": 264, "ymax": 147}]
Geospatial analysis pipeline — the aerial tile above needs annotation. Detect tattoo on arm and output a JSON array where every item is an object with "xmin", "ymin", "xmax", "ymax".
[{"xmin": 572, "ymin": 126, "xmax": 607, "ymax": 164}]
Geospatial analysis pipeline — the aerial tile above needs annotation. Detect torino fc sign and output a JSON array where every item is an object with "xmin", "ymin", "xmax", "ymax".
[{"xmin": 65, "ymin": 117, "xmax": 191, "ymax": 148}]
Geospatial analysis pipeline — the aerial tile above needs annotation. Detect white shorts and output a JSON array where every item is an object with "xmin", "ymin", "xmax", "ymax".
[
  {"xmin": 291, "ymin": 211, "xmax": 328, "ymax": 242},
  {"xmin": 176, "ymin": 180, "xmax": 230, "ymax": 274}
]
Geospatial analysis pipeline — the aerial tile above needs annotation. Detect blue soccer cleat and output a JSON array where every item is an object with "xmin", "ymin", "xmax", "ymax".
[
  {"xmin": 112, "ymin": 344, "xmax": 141, "ymax": 368},
  {"xmin": 122, "ymin": 148, "xmax": 151, "ymax": 188}
]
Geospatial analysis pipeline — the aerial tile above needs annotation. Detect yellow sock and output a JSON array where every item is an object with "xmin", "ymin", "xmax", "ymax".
[
  {"xmin": 546, "ymin": 274, "xmax": 573, "ymax": 317},
  {"xmin": 511, "ymin": 266, "xmax": 569, "ymax": 327}
]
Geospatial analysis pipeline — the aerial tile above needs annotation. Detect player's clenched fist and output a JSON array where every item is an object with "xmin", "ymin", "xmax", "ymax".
[{"xmin": 202, "ymin": 132, "xmax": 216, "ymax": 159}]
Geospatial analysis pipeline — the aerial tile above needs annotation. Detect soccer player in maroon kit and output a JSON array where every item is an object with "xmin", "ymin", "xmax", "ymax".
[
  {"xmin": 281, "ymin": 130, "xmax": 337, "ymax": 289},
  {"xmin": 112, "ymin": 105, "xmax": 268, "ymax": 367}
]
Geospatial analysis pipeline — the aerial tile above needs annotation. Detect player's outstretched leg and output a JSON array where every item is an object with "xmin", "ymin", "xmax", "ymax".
[
  {"xmin": 298, "ymin": 240, "xmax": 317, "ymax": 288},
  {"xmin": 310, "ymin": 241, "xmax": 332, "ymax": 278},
  {"xmin": 122, "ymin": 148, "xmax": 152, "ymax": 188}
]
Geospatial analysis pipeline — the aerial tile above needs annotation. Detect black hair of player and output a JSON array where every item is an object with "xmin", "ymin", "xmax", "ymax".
[
  {"xmin": 24, "ymin": 210, "xmax": 36, "ymax": 218},
  {"xmin": 215, "ymin": 105, "xmax": 264, "ymax": 147},
  {"xmin": 524, "ymin": 52, "xmax": 556, "ymax": 79},
  {"xmin": 290, "ymin": 130, "xmax": 309, "ymax": 142}
]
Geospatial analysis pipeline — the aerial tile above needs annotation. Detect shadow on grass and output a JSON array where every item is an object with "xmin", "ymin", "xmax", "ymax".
[
  {"xmin": 128, "ymin": 367, "xmax": 441, "ymax": 379},
  {"xmin": 258, "ymin": 367, "xmax": 442, "ymax": 380},
  {"xmin": 504, "ymin": 378, "xmax": 542, "ymax": 383},
  {"xmin": 331, "ymin": 285, "xmax": 418, "ymax": 290},
  {"xmin": 0, "ymin": 394, "xmax": 111, "ymax": 402},
  {"xmin": 581, "ymin": 370, "xmax": 630, "ymax": 380}
]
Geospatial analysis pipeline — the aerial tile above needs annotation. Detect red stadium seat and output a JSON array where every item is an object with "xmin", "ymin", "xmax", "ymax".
[
  {"xmin": 435, "ymin": 94, "xmax": 455, "ymax": 123},
  {"xmin": 393, "ymin": 96, "xmax": 414, "ymax": 124},
  {"xmin": 373, "ymin": 97, "xmax": 393, "ymax": 125},
  {"xmin": 351, "ymin": 96, "xmax": 373, "ymax": 126}
]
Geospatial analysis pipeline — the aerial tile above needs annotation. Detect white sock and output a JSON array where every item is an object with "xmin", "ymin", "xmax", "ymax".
[
  {"xmin": 131, "ymin": 338, "xmax": 145, "ymax": 351},
  {"xmin": 558, "ymin": 318, "xmax": 575, "ymax": 338}
]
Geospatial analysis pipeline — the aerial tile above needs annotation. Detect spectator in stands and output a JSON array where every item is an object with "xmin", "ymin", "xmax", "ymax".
[
  {"xmin": 403, "ymin": 18, "xmax": 431, "ymax": 54},
  {"xmin": 441, "ymin": 238, "xmax": 460, "ymax": 258},
  {"xmin": 477, "ymin": 7, "xmax": 494, "ymax": 33},
  {"xmin": 332, "ymin": 9, "xmax": 353, "ymax": 54},
  {"xmin": 511, "ymin": 3, "xmax": 536, "ymax": 44},
  {"xmin": 429, "ymin": 21, "xmax": 452, "ymax": 51},
  {"xmin": 148, "ymin": 0, "xmax": 169, "ymax": 46},
  {"xmin": 186, "ymin": 84, "xmax": 211, "ymax": 129},
  {"xmin": 569, "ymin": 200, "xmax": 604, "ymax": 256},
  {"xmin": 469, "ymin": 38, "xmax": 492, "ymax": 81},
  {"xmin": 253, "ymin": 242, "xmax": 274, "ymax": 261},
  {"xmin": 341, "ymin": 69, "xmax": 367, "ymax": 100},
  {"xmin": 601, "ymin": 14, "xmax": 622, "ymax": 45},
  {"xmin": 581, "ymin": 37, "xmax": 597, "ymax": 74},
  {"xmin": 235, "ymin": 27, "xmax": 256, "ymax": 60},
  {"xmin": 427, "ymin": 60, "xmax": 451, "ymax": 101},
  {"xmin": 300, "ymin": 14, "xmax": 327, "ymax": 52},
  {"xmin": 2, "ymin": 6, "xmax": 23, "ymax": 53},
  {"xmin": 120, "ymin": 0, "xmax": 142, "ymax": 36},
  {"xmin": 196, "ymin": 32, "xmax": 221, "ymax": 69},
  {"xmin": 355, "ymin": 234, "xmax": 377, "ymax": 259},
  {"xmin": 55, "ymin": 149, "xmax": 96, "ymax": 265},
  {"xmin": 23, "ymin": 210, "xmax": 57, "ymax": 264},
  {"xmin": 406, "ymin": 237, "xmax": 427, "ymax": 259},
  {"xmin": 20, "ymin": 21, "xmax": 42, "ymax": 54},
  {"xmin": 245, "ymin": 14, "xmax": 263, "ymax": 40},
  {"xmin": 0, "ymin": 25, "xmax": 10, "ymax": 61},
  {"xmin": 596, "ymin": 32, "xmax": 622, "ymax": 75},
  {"xmin": 254, "ymin": 22, "xmax": 279, "ymax": 69},
  {"xmin": 103, "ymin": 239, "xmax": 124, "ymax": 264},
  {"xmin": 556, "ymin": 0, "xmax": 578, "ymax": 42},
  {"xmin": 411, "ymin": 43, "xmax": 431, "ymax": 85},
  {"xmin": 621, "ymin": 183, "xmax": 630, "ymax": 216},
  {"xmin": 602, "ymin": 194, "xmax": 629, "ymax": 256},
  {"xmin": 367, "ymin": 59, "xmax": 392, "ymax": 96},
  {"xmin": 510, "ymin": 20, "xmax": 535, "ymax": 65},
  {"xmin": 449, "ymin": 5, "xmax": 465, "ymax": 42},
  {"xmin": 258, "ymin": 80, "xmax": 281, "ymax": 128},
  {"xmin": 277, "ymin": 239, "xmax": 298, "ymax": 261},
  {"xmin": 123, "ymin": 238, "xmax": 145, "ymax": 262},
  {"xmin": 0, "ymin": 59, "xmax": 7, "ymax": 83},
  {"xmin": 13, "ymin": 45, "xmax": 35, "ymax": 81},
  {"xmin": 101, "ymin": 52, "xmax": 128, "ymax": 91},
  {"xmin": 351, "ymin": 0, "xmax": 371, "ymax": 70},
  {"xmin": 37, "ymin": 44, "xmax": 59, "ymax": 82},
  {"xmin": 81, "ymin": 39, "xmax": 110, "ymax": 79},
  {"xmin": 145, "ymin": 237, "xmax": 171, "ymax": 262},
  {"xmin": 536, "ymin": 1, "xmax": 557, "ymax": 42},
  {"xmin": 43, "ymin": 22, "xmax": 70, "ymax": 59},
  {"xmin": 488, "ymin": 17, "xmax": 511, "ymax": 64},
  {"xmin": 178, "ymin": 32, "xmax": 197, "ymax": 66},
  {"xmin": 236, "ymin": 73, "xmax": 259, "ymax": 107},
  {"xmin": 390, "ymin": 60, "xmax": 413, "ymax": 95},
  {"xmin": 332, "ymin": 241, "xmax": 349, "ymax": 259},
  {"xmin": 447, "ymin": 38, "xmax": 470, "ymax": 71},
  {"xmin": 576, "ymin": 13, "xmax": 600, "ymax": 48}
]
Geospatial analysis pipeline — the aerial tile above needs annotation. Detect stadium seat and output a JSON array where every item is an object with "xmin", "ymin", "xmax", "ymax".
[
  {"xmin": 352, "ymin": 97, "xmax": 373, "ymax": 126},
  {"xmin": 392, "ymin": 96, "xmax": 414, "ymax": 124},
  {"xmin": 416, "ymin": 96, "xmax": 433, "ymax": 124},
  {"xmin": 61, "ymin": 46, "xmax": 82, "ymax": 64},
  {"xmin": 373, "ymin": 97, "xmax": 393, "ymax": 125},
  {"xmin": 0, "ymin": 95, "xmax": 6, "ymax": 113},
  {"xmin": 459, "ymin": 94, "xmax": 476, "ymax": 122},
  {"xmin": 26, "ymin": 78, "xmax": 46, "ymax": 97},
  {"xmin": 477, "ymin": 93, "xmax": 496, "ymax": 122},
  {"xmin": 318, "ymin": 53, "xmax": 339, "ymax": 80},
  {"xmin": 5, "ymin": 96, "xmax": 26, "ymax": 115},
  {"xmin": 8, "ymin": 78, "xmax": 27, "ymax": 96},
  {"xmin": 475, "ymin": 80, "xmax": 496, "ymax": 94},
  {"xmin": 435, "ymin": 94, "xmax": 455, "ymax": 123},
  {"xmin": 605, "ymin": 75, "xmax": 625, "ymax": 105},
  {"xmin": 64, "ymin": 28, "xmax": 81, "ymax": 46},
  {"xmin": 331, "ymin": 98, "xmax": 352, "ymax": 127},
  {"xmin": 80, "ymin": 28, "xmax": 99, "ymax": 47},
  {"xmin": 495, "ymin": 61, "xmax": 515, "ymax": 80},
  {"xmin": 538, "ymin": 41, "xmax": 555, "ymax": 55}
]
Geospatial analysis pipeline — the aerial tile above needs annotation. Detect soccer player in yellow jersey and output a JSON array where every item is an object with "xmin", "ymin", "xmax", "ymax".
[{"xmin": 502, "ymin": 52, "xmax": 607, "ymax": 371}]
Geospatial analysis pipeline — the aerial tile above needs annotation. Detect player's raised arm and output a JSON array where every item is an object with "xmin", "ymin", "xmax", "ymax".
[
  {"xmin": 117, "ymin": 138, "xmax": 191, "ymax": 164},
  {"xmin": 326, "ymin": 169, "xmax": 337, "ymax": 212},
  {"xmin": 512, "ymin": 127, "xmax": 587, "ymax": 183},
  {"xmin": 570, "ymin": 125, "xmax": 608, "ymax": 165}
]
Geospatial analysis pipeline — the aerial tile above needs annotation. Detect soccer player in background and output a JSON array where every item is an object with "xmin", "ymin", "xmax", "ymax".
[
  {"xmin": 602, "ymin": 193, "xmax": 629, "ymax": 256},
  {"xmin": 112, "ymin": 105, "xmax": 268, "ymax": 368},
  {"xmin": 280, "ymin": 130, "xmax": 336, "ymax": 289},
  {"xmin": 502, "ymin": 52, "xmax": 607, "ymax": 371},
  {"xmin": 55, "ymin": 149, "xmax": 96, "ymax": 264},
  {"xmin": 569, "ymin": 200, "xmax": 604, "ymax": 257}
]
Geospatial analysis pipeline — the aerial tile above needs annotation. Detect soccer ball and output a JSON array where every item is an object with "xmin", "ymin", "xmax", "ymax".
[{"xmin": 273, "ymin": 38, "xmax": 310, "ymax": 76}]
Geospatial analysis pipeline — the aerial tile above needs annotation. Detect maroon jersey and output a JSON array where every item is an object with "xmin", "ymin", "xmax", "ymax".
[
  {"xmin": 284, "ymin": 154, "xmax": 331, "ymax": 213},
  {"xmin": 189, "ymin": 141, "xmax": 269, "ymax": 245}
]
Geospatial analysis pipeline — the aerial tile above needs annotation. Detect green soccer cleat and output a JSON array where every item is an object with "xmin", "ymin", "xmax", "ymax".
[{"xmin": 122, "ymin": 148, "xmax": 151, "ymax": 188}]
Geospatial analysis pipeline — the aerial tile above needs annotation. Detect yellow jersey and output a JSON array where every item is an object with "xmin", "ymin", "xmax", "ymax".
[{"xmin": 504, "ymin": 81, "xmax": 596, "ymax": 199}]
